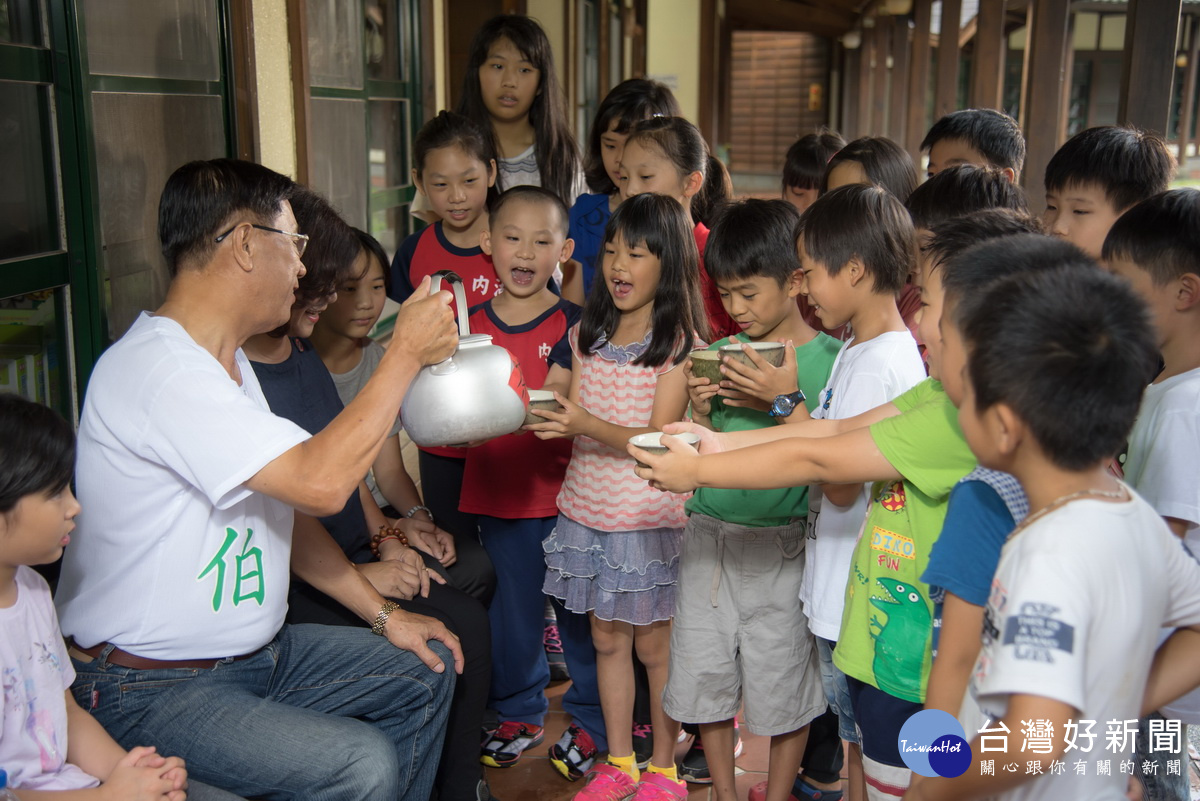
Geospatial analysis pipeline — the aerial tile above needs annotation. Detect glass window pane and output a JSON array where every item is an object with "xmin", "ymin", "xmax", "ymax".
[
  {"xmin": 307, "ymin": 0, "xmax": 364, "ymax": 89},
  {"xmin": 82, "ymin": 0, "xmax": 220, "ymax": 81},
  {"xmin": 0, "ymin": 287, "xmax": 69, "ymax": 411},
  {"xmin": 91, "ymin": 92, "xmax": 225, "ymax": 340},
  {"xmin": 311, "ymin": 97, "xmax": 368, "ymax": 229},
  {"xmin": 369, "ymin": 98, "xmax": 410, "ymax": 191},
  {"xmin": 0, "ymin": 81, "xmax": 60, "ymax": 260},
  {"xmin": 0, "ymin": 0, "xmax": 45, "ymax": 46},
  {"xmin": 370, "ymin": 204, "xmax": 411, "ymax": 261},
  {"xmin": 365, "ymin": 0, "xmax": 406, "ymax": 82}
]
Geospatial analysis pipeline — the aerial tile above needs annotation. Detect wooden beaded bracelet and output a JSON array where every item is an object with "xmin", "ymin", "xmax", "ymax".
[{"xmin": 370, "ymin": 525, "xmax": 409, "ymax": 558}]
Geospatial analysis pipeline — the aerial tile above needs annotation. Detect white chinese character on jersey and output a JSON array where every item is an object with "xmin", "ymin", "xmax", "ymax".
[
  {"xmin": 539, "ymin": 342, "xmax": 552, "ymax": 359},
  {"xmin": 472, "ymin": 276, "xmax": 491, "ymax": 296}
]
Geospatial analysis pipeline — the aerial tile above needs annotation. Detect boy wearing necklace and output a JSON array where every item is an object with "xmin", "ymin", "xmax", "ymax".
[{"xmin": 905, "ymin": 262, "xmax": 1200, "ymax": 801}]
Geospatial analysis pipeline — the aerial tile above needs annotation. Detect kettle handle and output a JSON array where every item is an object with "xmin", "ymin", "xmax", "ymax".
[{"xmin": 429, "ymin": 270, "xmax": 472, "ymax": 339}]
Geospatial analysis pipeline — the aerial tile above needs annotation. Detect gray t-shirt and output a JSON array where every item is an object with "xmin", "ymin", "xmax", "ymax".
[{"xmin": 330, "ymin": 340, "xmax": 402, "ymax": 507}]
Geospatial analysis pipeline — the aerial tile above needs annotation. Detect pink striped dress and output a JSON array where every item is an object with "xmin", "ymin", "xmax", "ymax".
[{"xmin": 543, "ymin": 324, "xmax": 699, "ymax": 624}]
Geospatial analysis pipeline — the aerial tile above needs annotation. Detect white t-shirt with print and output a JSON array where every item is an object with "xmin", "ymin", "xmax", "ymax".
[
  {"xmin": 56, "ymin": 313, "xmax": 310, "ymax": 660},
  {"xmin": 0, "ymin": 567, "xmax": 98, "ymax": 791},
  {"xmin": 970, "ymin": 490, "xmax": 1200, "ymax": 801},
  {"xmin": 800, "ymin": 331, "xmax": 925, "ymax": 640},
  {"xmin": 1125, "ymin": 367, "xmax": 1200, "ymax": 722}
]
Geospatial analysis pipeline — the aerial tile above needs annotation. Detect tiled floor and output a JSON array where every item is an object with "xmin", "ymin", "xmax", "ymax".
[{"xmin": 484, "ymin": 679, "xmax": 784, "ymax": 801}]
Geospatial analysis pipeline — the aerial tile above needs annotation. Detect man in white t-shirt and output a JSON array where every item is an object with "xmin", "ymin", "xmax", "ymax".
[{"xmin": 54, "ymin": 159, "xmax": 462, "ymax": 801}]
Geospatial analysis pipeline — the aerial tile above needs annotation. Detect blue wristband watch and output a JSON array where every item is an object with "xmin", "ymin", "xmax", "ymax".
[{"xmin": 769, "ymin": 390, "xmax": 807, "ymax": 419}]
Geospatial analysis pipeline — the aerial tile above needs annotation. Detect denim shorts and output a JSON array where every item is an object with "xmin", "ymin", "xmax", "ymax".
[
  {"xmin": 662, "ymin": 514, "xmax": 826, "ymax": 736},
  {"xmin": 816, "ymin": 636, "xmax": 859, "ymax": 744}
]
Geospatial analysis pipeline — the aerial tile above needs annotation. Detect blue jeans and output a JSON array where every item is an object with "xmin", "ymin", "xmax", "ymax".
[
  {"xmin": 478, "ymin": 514, "xmax": 606, "ymax": 749},
  {"xmin": 1136, "ymin": 713, "xmax": 1189, "ymax": 801},
  {"xmin": 70, "ymin": 624, "xmax": 455, "ymax": 801}
]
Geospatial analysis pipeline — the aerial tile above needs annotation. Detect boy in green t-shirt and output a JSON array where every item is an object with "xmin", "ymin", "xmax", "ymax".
[
  {"xmin": 634, "ymin": 206, "xmax": 1050, "ymax": 800},
  {"xmin": 662, "ymin": 199, "xmax": 839, "ymax": 801}
]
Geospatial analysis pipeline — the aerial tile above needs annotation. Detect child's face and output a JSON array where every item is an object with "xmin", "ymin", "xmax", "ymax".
[
  {"xmin": 0, "ymin": 486, "xmax": 80, "ymax": 568},
  {"xmin": 414, "ymin": 145, "xmax": 496, "ymax": 235},
  {"xmin": 1043, "ymin": 182, "xmax": 1123, "ymax": 259},
  {"xmin": 938, "ymin": 295, "xmax": 967, "ymax": 406},
  {"xmin": 1106, "ymin": 257, "xmax": 1174, "ymax": 348},
  {"xmin": 915, "ymin": 255, "xmax": 946, "ymax": 381},
  {"xmin": 825, "ymin": 160, "xmax": 869, "ymax": 192},
  {"xmin": 619, "ymin": 139, "xmax": 699, "ymax": 205},
  {"xmin": 925, "ymin": 137, "xmax": 988, "ymax": 178},
  {"xmin": 784, "ymin": 185, "xmax": 819, "ymax": 213},
  {"xmin": 955, "ymin": 357, "xmax": 1002, "ymax": 470},
  {"xmin": 481, "ymin": 199, "xmax": 574, "ymax": 299},
  {"xmin": 715, "ymin": 271, "xmax": 802, "ymax": 341},
  {"xmin": 478, "ymin": 36, "xmax": 539, "ymax": 124},
  {"xmin": 797, "ymin": 237, "xmax": 854, "ymax": 330},
  {"xmin": 288, "ymin": 288, "xmax": 337, "ymax": 340},
  {"xmin": 602, "ymin": 236, "xmax": 662, "ymax": 315},
  {"xmin": 601, "ymin": 120, "xmax": 630, "ymax": 192},
  {"xmin": 317, "ymin": 250, "xmax": 388, "ymax": 341}
]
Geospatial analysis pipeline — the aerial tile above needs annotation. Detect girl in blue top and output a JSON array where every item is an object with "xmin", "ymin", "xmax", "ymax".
[{"xmin": 565, "ymin": 79, "xmax": 680, "ymax": 303}]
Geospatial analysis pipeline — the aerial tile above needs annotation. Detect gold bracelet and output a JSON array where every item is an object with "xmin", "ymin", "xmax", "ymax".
[{"xmin": 371, "ymin": 600, "xmax": 401, "ymax": 636}]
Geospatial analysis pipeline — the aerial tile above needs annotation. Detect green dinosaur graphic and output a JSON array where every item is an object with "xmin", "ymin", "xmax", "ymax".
[{"xmin": 869, "ymin": 577, "xmax": 930, "ymax": 692}]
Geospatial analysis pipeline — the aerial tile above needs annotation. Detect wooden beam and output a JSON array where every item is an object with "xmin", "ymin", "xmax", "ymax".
[
  {"xmin": 724, "ymin": 0, "xmax": 855, "ymax": 38},
  {"xmin": 697, "ymin": 0, "xmax": 720, "ymax": 146},
  {"xmin": 905, "ymin": 0, "xmax": 933, "ymax": 160},
  {"xmin": 889, "ymin": 15, "xmax": 911, "ymax": 143},
  {"xmin": 1179, "ymin": 16, "xmax": 1200, "ymax": 163},
  {"xmin": 872, "ymin": 18, "xmax": 892, "ymax": 135},
  {"xmin": 286, "ymin": 0, "xmax": 312, "ymax": 186},
  {"xmin": 1021, "ymin": 0, "xmax": 1071, "ymax": 207},
  {"xmin": 230, "ymin": 0, "xmax": 260, "ymax": 163},
  {"xmin": 858, "ymin": 26, "xmax": 876, "ymax": 135},
  {"xmin": 971, "ymin": 0, "xmax": 1006, "ymax": 109},
  {"xmin": 934, "ymin": 0, "xmax": 962, "ymax": 118},
  {"xmin": 1118, "ymin": 0, "xmax": 1183, "ymax": 135},
  {"xmin": 842, "ymin": 45, "xmax": 861, "ymax": 138}
]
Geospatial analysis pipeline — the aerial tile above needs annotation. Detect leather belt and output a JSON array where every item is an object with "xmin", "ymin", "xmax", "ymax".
[{"xmin": 68, "ymin": 639, "xmax": 260, "ymax": 671}]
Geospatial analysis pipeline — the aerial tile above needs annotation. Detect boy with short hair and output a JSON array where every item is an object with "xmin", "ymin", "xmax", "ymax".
[
  {"xmin": 782, "ymin": 129, "xmax": 847, "ymax": 214},
  {"xmin": 634, "ymin": 194, "xmax": 985, "ymax": 800},
  {"xmin": 664, "ymin": 198, "xmax": 840, "ymax": 801},
  {"xmin": 1103, "ymin": 188, "xmax": 1200, "ymax": 801},
  {"xmin": 468, "ymin": 186, "xmax": 606, "ymax": 775},
  {"xmin": 789, "ymin": 184, "xmax": 927, "ymax": 801},
  {"xmin": 905, "ymin": 165, "xmax": 1029, "ymax": 232},
  {"xmin": 920, "ymin": 109, "xmax": 1025, "ymax": 181},
  {"xmin": 904, "ymin": 262, "xmax": 1200, "ymax": 801},
  {"xmin": 1043, "ymin": 125, "xmax": 1174, "ymax": 259}
]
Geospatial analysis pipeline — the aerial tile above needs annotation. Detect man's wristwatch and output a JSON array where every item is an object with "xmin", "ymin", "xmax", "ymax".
[
  {"xmin": 371, "ymin": 600, "xmax": 401, "ymax": 636},
  {"xmin": 769, "ymin": 390, "xmax": 807, "ymax": 419}
]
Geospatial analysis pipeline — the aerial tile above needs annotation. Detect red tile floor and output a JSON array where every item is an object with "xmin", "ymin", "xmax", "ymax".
[{"xmin": 483, "ymin": 679, "xmax": 832, "ymax": 801}]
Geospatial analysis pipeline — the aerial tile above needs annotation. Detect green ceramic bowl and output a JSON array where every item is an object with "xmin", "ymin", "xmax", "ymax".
[
  {"xmin": 524, "ymin": 389, "xmax": 564, "ymax": 426},
  {"xmin": 719, "ymin": 340, "xmax": 786, "ymax": 368},
  {"xmin": 688, "ymin": 349, "xmax": 723, "ymax": 384},
  {"xmin": 628, "ymin": 431, "xmax": 702, "ymax": 469}
]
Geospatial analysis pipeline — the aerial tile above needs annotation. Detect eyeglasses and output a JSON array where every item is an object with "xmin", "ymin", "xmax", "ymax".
[{"xmin": 215, "ymin": 222, "xmax": 309, "ymax": 258}]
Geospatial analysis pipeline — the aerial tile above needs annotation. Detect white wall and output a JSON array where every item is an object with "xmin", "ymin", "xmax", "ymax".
[{"xmin": 251, "ymin": 0, "xmax": 297, "ymax": 177}]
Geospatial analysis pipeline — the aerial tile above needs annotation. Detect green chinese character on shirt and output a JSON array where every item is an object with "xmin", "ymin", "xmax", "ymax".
[{"xmin": 197, "ymin": 527, "xmax": 265, "ymax": 611}]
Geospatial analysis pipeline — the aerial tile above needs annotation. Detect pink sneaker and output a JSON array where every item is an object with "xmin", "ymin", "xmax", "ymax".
[
  {"xmin": 631, "ymin": 773, "xmax": 688, "ymax": 801},
  {"xmin": 573, "ymin": 763, "xmax": 638, "ymax": 801}
]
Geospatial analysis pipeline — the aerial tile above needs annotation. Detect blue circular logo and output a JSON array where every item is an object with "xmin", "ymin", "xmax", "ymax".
[{"xmin": 897, "ymin": 709, "xmax": 972, "ymax": 777}]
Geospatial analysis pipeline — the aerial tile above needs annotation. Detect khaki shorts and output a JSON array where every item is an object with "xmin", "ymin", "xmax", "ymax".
[{"xmin": 662, "ymin": 513, "xmax": 826, "ymax": 736}]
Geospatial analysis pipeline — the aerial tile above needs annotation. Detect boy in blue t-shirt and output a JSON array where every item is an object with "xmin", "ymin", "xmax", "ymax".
[{"xmin": 665, "ymin": 199, "xmax": 838, "ymax": 801}]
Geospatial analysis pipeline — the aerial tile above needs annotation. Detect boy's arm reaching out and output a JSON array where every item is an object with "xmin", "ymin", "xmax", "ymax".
[
  {"xmin": 635, "ymin": 423, "xmax": 900, "ymax": 493},
  {"xmin": 714, "ymin": 399, "xmax": 902, "ymax": 448},
  {"xmin": 904, "ymin": 694, "xmax": 1077, "ymax": 801}
]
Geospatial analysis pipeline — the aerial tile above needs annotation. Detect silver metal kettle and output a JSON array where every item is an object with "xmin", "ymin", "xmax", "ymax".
[{"xmin": 400, "ymin": 270, "xmax": 529, "ymax": 447}]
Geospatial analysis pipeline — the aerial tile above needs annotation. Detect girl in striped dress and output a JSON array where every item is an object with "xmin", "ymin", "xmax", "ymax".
[{"xmin": 531, "ymin": 193, "xmax": 709, "ymax": 800}]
